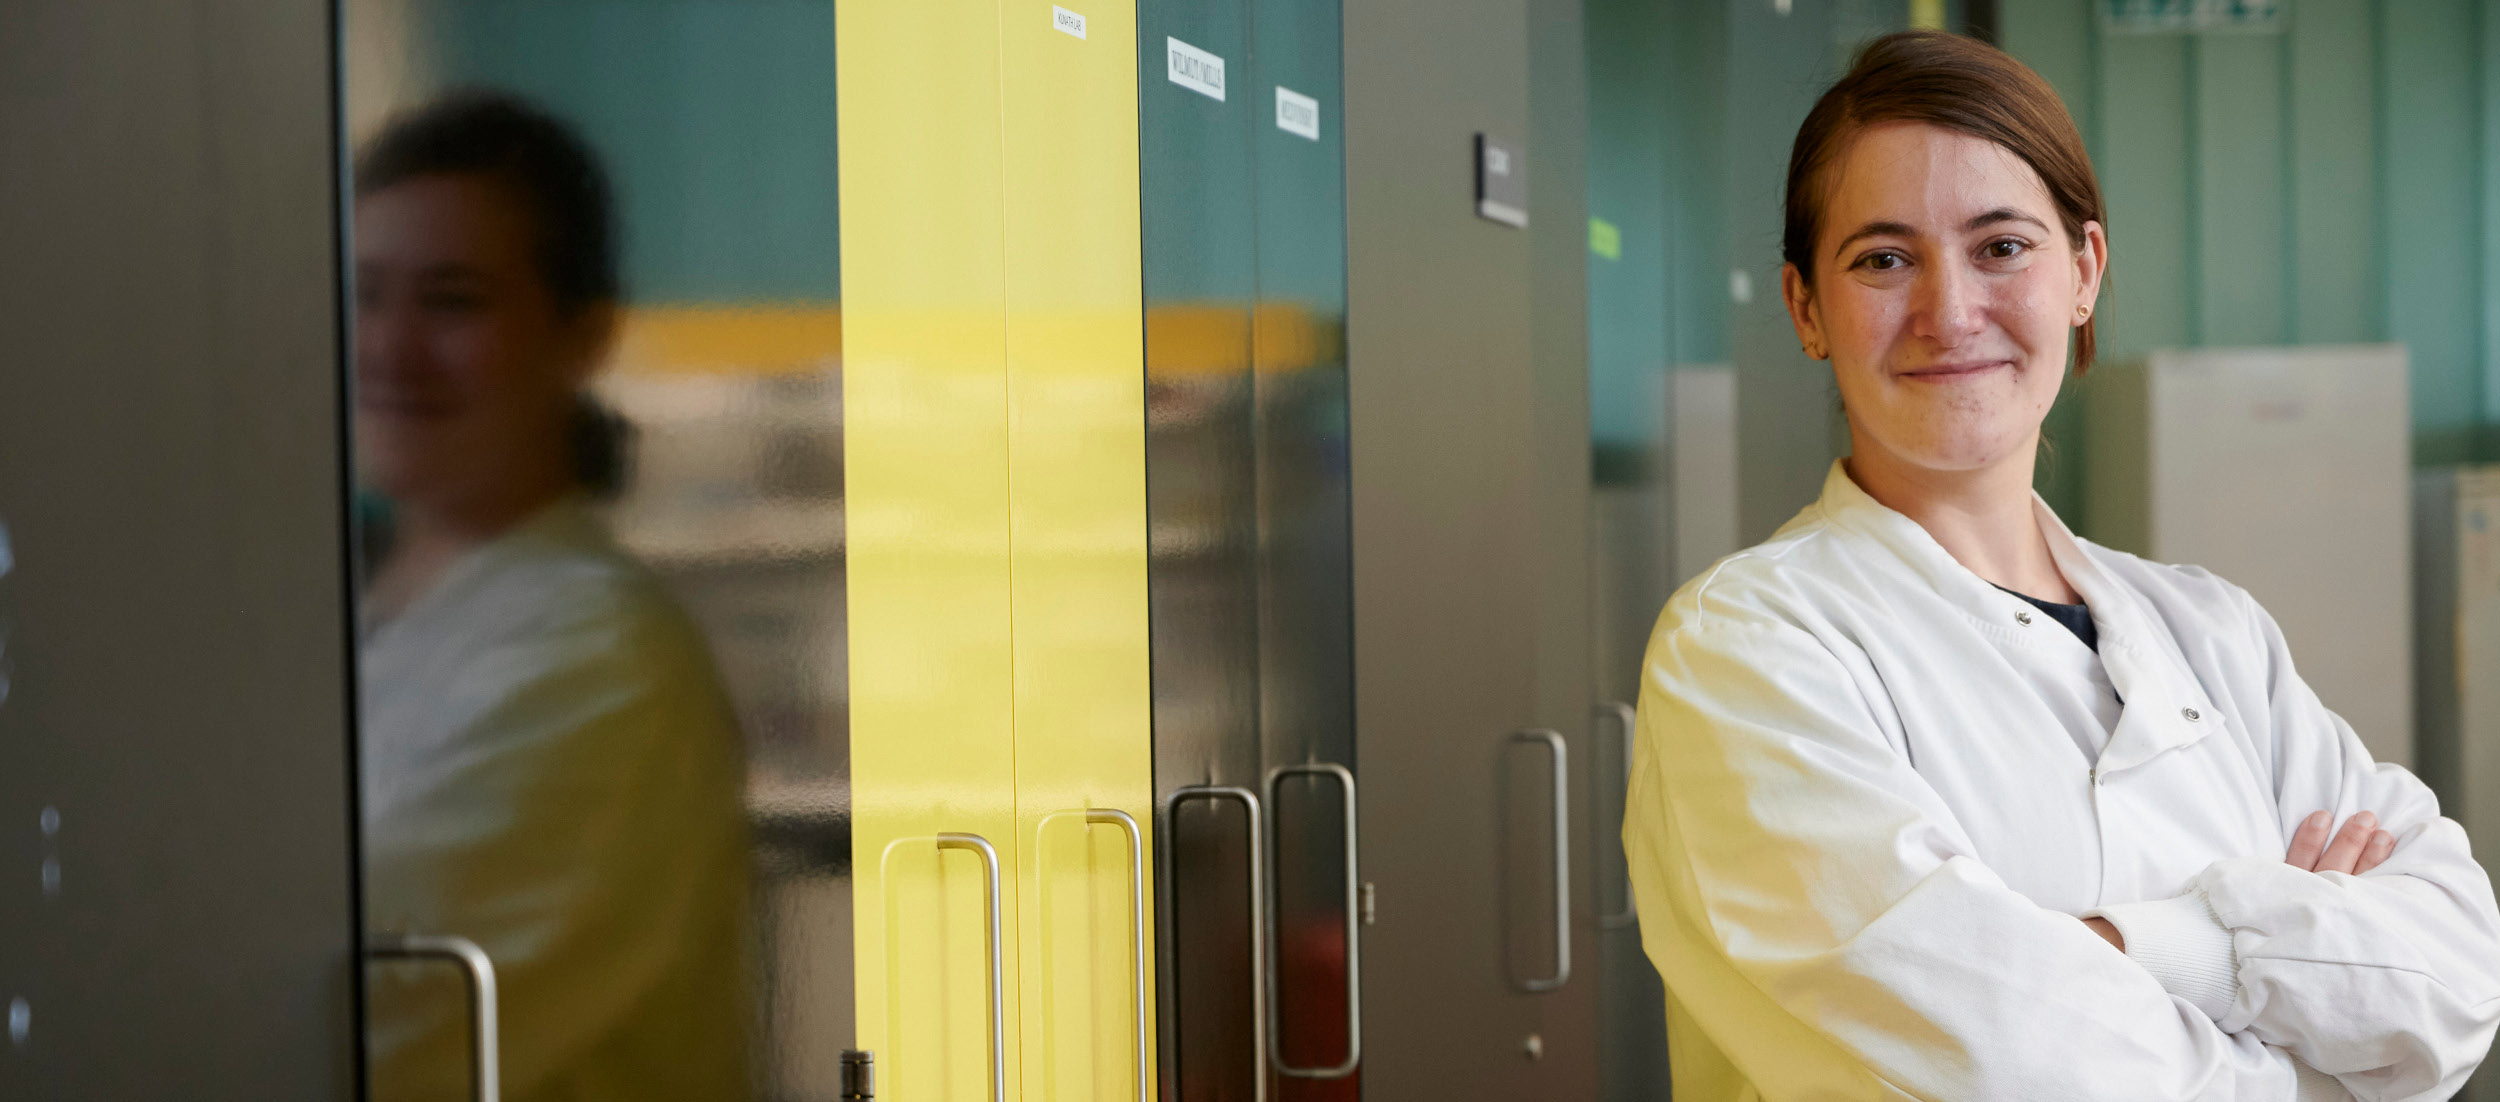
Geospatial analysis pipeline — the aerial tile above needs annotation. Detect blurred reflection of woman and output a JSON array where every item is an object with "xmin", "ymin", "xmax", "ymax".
[
  {"xmin": 1623, "ymin": 32, "xmax": 2500, "ymax": 1102},
  {"xmin": 352, "ymin": 91, "xmax": 747, "ymax": 1102}
]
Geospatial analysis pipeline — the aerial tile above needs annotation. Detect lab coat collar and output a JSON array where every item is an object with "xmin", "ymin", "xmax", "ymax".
[
  {"xmin": 2032, "ymin": 496, "xmax": 2220, "ymax": 776},
  {"xmin": 365, "ymin": 494, "xmax": 612, "ymax": 638},
  {"xmin": 1812, "ymin": 461, "xmax": 2218, "ymax": 776}
]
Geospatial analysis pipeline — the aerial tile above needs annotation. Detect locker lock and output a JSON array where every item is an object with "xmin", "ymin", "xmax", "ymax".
[{"xmin": 840, "ymin": 1049, "xmax": 874, "ymax": 1101}]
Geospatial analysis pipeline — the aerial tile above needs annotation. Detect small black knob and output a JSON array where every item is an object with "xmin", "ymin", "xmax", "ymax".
[{"xmin": 839, "ymin": 1049, "xmax": 875, "ymax": 1101}]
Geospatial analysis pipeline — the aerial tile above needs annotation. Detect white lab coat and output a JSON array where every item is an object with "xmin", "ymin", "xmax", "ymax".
[
  {"xmin": 361, "ymin": 498, "xmax": 749, "ymax": 1102},
  {"xmin": 1624, "ymin": 461, "xmax": 2500, "ymax": 1101}
]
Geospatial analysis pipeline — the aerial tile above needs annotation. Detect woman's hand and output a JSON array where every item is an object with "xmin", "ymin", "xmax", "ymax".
[
  {"xmin": 2082, "ymin": 915, "xmax": 2124, "ymax": 951},
  {"xmin": 2286, "ymin": 810, "xmax": 2396, "ymax": 876},
  {"xmin": 2084, "ymin": 812, "xmax": 2394, "ymax": 954}
]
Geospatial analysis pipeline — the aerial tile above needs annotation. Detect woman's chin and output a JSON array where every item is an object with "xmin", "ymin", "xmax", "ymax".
[{"xmin": 1867, "ymin": 428, "xmax": 2036, "ymax": 476}]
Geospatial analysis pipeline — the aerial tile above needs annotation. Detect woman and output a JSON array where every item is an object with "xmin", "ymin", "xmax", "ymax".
[
  {"xmin": 1623, "ymin": 32, "xmax": 2500, "ymax": 1101},
  {"xmin": 352, "ymin": 91, "xmax": 748, "ymax": 1101}
]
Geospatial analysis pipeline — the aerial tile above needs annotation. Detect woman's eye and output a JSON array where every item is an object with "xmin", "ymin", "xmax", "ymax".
[
  {"xmin": 420, "ymin": 290, "xmax": 488, "ymax": 314},
  {"xmin": 1982, "ymin": 239, "xmax": 2027, "ymax": 260},
  {"xmin": 1858, "ymin": 252, "xmax": 1906, "ymax": 272}
]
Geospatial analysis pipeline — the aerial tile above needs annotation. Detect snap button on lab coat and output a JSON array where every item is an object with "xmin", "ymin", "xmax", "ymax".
[
  {"xmin": 2182, "ymin": 707, "xmax": 2201, "ymax": 722},
  {"xmin": 2015, "ymin": 610, "xmax": 2033, "ymax": 626}
]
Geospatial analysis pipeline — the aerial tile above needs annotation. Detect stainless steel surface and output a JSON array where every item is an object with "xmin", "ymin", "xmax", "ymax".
[
  {"xmin": 1510, "ymin": 729, "xmax": 1573, "ymax": 993},
  {"xmin": 0, "ymin": 1, "xmax": 357, "ymax": 1095},
  {"xmin": 934, "ymin": 832, "xmax": 1006, "ymax": 1102},
  {"xmin": 1087, "ymin": 808, "xmax": 1154, "ymax": 1102},
  {"xmin": 1142, "ymin": 0, "xmax": 1355, "ymax": 1096},
  {"xmin": 1596, "ymin": 703, "xmax": 1638, "ymax": 931},
  {"xmin": 369, "ymin": 934, "xmax": 503, "ymax": 1102},
  {"xmin": 1344, "ymin": 0, "xmax": 1598, "ymax": 1093},
  {"xmin": 1264, "ymin": 763, "xmax": 1361, "ymax": 1079},
  {"xmin": 1138, "ymin": 0, "xmax": 1274, "ymax": 1086},
  {"xmin": 1165, "ymin": 786, "xmax": 1270, "ymax": 1102}
]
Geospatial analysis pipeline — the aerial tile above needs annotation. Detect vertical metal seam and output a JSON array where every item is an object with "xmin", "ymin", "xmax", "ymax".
[
  {"xmin": 2184, "ymin": 32, "xmax": 2204, "ymax": 348},
  {"xmin": 328, "ymin": 0, "xmax": 373, "ymax": 1091},
  {"xmin": 2279, "ymin": 5, "xmax": 2300, "ymax": 345}
]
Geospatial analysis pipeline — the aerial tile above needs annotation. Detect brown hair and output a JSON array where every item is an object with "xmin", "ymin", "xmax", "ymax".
[
  {"xmin": 1783, "ymin": 31, "xmax": 2106, "ymax": 371},
  {"xmin": 356, "ymin": 90, "xmax": 635, "ymax": 497}
]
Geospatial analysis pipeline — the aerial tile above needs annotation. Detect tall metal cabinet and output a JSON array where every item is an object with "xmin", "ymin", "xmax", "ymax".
[
  {"xmin": 0, "ymin": 1, "xmax": 359, "ymax": 1096},
  {"xmin": 1144, "ymin": 0, "xmax": 1609, "ymax": 1096},
  {"xmin": 1139, "ymin": 0, "xmax": 1359, "ymax": 1097},
  {"xmin": 843, "ymin": 2, "xmax": 1157, "ymax": 1098},
  {"xmin": 1342, "ymin": 0, "xmax": 1603, "ymax": 1096}
]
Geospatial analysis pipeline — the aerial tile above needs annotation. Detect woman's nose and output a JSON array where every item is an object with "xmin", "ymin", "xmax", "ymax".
[
  {"xmin": 1911, "ymin": 260, "xmax": 1988, "ymax": 344},
  {"xmin": 354, "ymin": 302, "xmax": 419, "ymax": 379}
]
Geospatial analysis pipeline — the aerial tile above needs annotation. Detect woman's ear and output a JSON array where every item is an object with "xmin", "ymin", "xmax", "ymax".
[
  {"xmin": 2074, "ymin": 219, "xmax": 2107, "ymax": 322},
  {"xmin": 558, "ymin": 300, "xmax": 621, "ymax": 388},
  {"xmin": 1781, "ymin": 262, "xmax": 1827, "ymax": 360}
]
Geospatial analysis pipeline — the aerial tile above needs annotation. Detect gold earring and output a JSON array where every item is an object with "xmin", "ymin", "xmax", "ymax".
[{"xmin": 2077, "ymin": 304, "xmax": 2093, "ymax": 321}]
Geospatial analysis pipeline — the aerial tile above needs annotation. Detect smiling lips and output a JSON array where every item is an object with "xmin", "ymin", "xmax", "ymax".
[{"xmin": 1897, "ymin": 359, "xmax": 2012, "ymax": 382}]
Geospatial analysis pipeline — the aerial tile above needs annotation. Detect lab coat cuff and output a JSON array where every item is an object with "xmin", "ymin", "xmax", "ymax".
[{"xmin": 2087, "ymin": 889, "xmax": 2239, "ymax": 1021}]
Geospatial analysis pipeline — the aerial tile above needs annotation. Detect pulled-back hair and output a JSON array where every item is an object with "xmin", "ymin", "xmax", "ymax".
[
  {"xmin": 355, "ymin": 90, "xmax": 632, "ymax": 495},
  {"xmin": 355, "ymin": 88, "xmax": 621, "ymax": 317},
  {"xmin": 1783, "ymin": 31, "xmax": 2106, "ymax": 371}
]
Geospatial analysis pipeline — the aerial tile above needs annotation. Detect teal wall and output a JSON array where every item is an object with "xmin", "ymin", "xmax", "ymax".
[
  {"xmin": 1586, "ymin": 0, "xmax": 1674, "ymax": 476},
  {"xmin": 1587, "ymin": 0, "xmax": 1914, "ymax": 539},
  {"xmin": 1588, "ymin": 0, "xmax": 2500, "ymax": 534},
  {"xmin": 411, "ymin": 1, "xmax": 842, "ymax": 306},
  {"xmin": 2003, "ymin": 0, "xmax": 2500, "ymax": 476}
]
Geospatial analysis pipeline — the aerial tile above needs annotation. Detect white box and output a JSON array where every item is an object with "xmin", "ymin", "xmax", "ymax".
[
  {"xmin": 2417, "ymin": 467, "xmax": 2500, "ymax": 838},
  {"xmin": 2087, "ymin": 344, "xmax": 2413, "ymax": 766}
]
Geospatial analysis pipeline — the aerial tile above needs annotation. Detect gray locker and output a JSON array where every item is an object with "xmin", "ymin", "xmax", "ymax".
[{"xmin": 0, "ymin": 1, "xmax": 360, "ymax": 1096}]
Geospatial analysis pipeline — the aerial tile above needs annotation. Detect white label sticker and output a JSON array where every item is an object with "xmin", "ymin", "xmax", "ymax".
[
  {"xmin": 1166, "ymin": 37, "xmax": 1226, "ymax": 101},
  {"xmin": 1052, "ymin": 6, "xmax": 1086, "ymax": 39},
  {"xmin": 1275, "ymin": 86, "xmax": 1320, "ymax": 140}
]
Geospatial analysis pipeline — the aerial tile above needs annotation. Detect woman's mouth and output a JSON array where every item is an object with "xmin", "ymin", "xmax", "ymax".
[{"xmin": 1897, "ymin": 360, "xmax": 2011, "ymax": 382}]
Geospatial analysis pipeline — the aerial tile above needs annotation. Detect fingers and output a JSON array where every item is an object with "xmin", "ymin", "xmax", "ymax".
[
  {"xmin": 2082, "ymin": 915, "xmax": 2125, "ymax": 952},
  {"xmin": 2356, "ymin": 830, "xmax": 2398, "ymax": 875},
  {"xmin": 2285, "ymin": 810, "xmax": 2330, "ymax": 870},
  {"xmin": 2314, "ymin": 811, "xmax": 2379, "ymax": 876}
]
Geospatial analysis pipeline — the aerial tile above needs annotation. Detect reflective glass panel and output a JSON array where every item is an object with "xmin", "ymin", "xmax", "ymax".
[{"xmin": 344, "ymin": 3, "xmax": 845, "ymax": 1098}]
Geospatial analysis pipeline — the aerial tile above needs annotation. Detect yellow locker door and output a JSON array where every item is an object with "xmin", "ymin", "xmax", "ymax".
[
  {"xmin": 841, "ymin": 2, "xmax": 1022, "ymax": 1100},
  {"xmin": 1000, "ymin": 2, "xmax": 1157, "ymax": 1100}
]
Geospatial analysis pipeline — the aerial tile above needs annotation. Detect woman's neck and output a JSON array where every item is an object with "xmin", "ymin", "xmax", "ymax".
[
  {"xmin": 1843, "ymin": 435, "xmax": 2078, "ymax": 605},
  {"xmin": 364, "ymin": 473, "xmax": 574, "ymax": 622}
]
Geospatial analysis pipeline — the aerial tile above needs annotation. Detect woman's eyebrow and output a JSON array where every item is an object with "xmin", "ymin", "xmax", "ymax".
[
  {"xmin": 1830, "ymin": 219, "xmax": 1914, "ymax": 258},
  {"xmin": 1965, "ymin": 207, "xmax": 2049, "ymax": 233},
  {"xmin": 1829, "ymin": 209, "xmax": 2052, "ymax": 260}
]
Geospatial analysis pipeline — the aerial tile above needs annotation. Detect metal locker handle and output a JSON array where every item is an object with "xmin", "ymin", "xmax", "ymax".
[
  {"xmin": 1596, "ymin": 702, "xmax": 1639, "ymax": 930},
  {"xmin": 1510, "ymin": 729, "xmax": 1573, "ymax": 992},
  {"xmin": 1162, "ymin": 786, "xmax": 1269, "ymax": 1102},
  {"xmin": 935, "ymin": 832, "xmax": 1007, "ymax": 1102},
  {"xmin": 1264, "ymin": 762, "xmax": 1362, "ymax": 1079},
  {"xmin": 1084, "ymin": 809, "xmax": 1152, "ymax": 1102},
  {"xmin": 367, "ymin": 932, "xmax": 501, "ymax": 1102}
]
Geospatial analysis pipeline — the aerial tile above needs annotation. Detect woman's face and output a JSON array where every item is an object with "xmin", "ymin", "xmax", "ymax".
[
  {"xmin": 1781, "ymin": 121, "xmax": 2104, "ymax": 477},
  {"xmin": 353, "ymin": 173, "xmax": 607, "ymax": 511}
]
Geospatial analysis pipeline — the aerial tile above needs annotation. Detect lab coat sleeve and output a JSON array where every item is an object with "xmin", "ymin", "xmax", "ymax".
[
  {"xmin": 2113, "ymin": 586, "xmax": 2500, "ymax": 1101},
  {"xmin": 1624, "ymin": 612, "xmax": 2329, "ymax": 1101},
  {"xmin": 363, "ymin": 596, "xmax": 747, "ymax": 1100}
]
